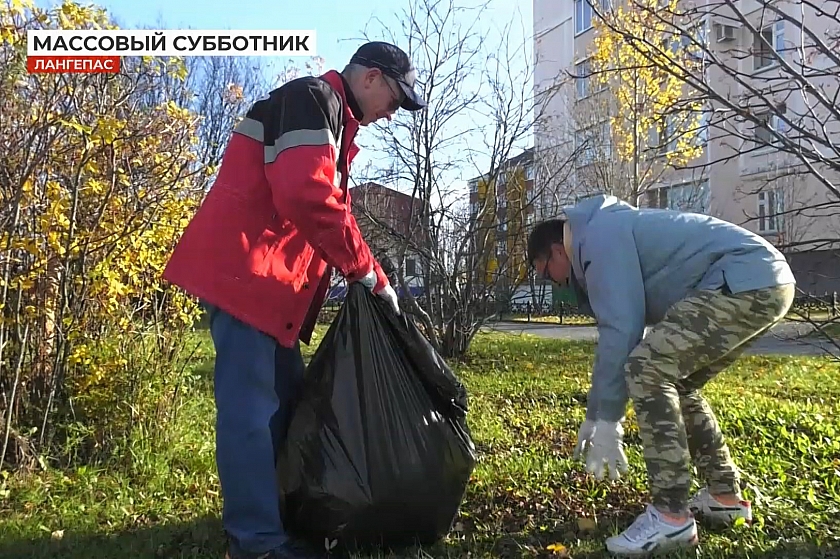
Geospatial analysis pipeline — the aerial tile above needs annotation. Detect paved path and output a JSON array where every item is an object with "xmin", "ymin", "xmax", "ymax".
[{"xmin": 486, "ymin": 321, "xmax": 838, "ymax": 356}]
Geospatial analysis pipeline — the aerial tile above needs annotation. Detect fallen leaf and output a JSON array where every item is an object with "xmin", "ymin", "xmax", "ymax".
[
  {"xmin": 546, "ymin": 542, "xmax": 570, "ymax": 556},
  {"xmin": 577, "ymin": 517, "xmax": 597, "ymax": 533}
]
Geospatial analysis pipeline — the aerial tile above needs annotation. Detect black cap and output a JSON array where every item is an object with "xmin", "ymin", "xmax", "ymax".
[{"xmin": 350, "ymin": 41, "xmax": 426, "ymax": 111}]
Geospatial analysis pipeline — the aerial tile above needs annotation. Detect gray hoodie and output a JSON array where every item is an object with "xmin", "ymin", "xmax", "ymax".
[{"xmin": 563, "ymin": 195, "xmax": 796, "ymax": 423}]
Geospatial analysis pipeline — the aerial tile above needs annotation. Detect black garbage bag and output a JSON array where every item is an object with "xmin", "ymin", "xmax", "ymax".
[{"xmin": 276, "ymin": 282, "xmax": 476, "ymax": 553}]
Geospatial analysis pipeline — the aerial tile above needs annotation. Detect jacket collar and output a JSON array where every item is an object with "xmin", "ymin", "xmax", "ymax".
[
  {"xmin": 338, "ymin": 73, "xmax": 364, "ymax": 121},
  {"xmin": 320, "ymin": 70, "xmax": 363, "ymax": 125}
]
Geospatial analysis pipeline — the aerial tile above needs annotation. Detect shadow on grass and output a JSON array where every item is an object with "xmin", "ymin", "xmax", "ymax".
[
  {"xmin": 1, "ymin": 517, "xmax": 837, "ymax": 559},
  {"xmin": 568, "ymin": 542, "xmax": 840, "ymax": 559},
  {"xmin": 193, "ymin": 358, "xmax": 215, "ymax": 382},
  {"xmin": 457, "ymin": 528, "xmax": 840, "ymax": 559},
  {"xmin": 0, "ymin": 516, "xmax": 227, "ymax": 559}
]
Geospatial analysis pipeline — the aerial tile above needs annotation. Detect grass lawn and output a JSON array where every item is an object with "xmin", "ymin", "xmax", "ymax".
[{"xmin": 1, "ymin": 329, "xmax": 839, "ymax": 558}]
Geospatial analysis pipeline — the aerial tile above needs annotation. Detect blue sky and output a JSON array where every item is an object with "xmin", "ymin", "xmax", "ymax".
[
  {"xmin": 91, "ymin": 0, "xmax": 412, "ymax": 72},
  {"xmin": 80, "ymin": 0, "xmax": 532, "ymax": 76},
  {"xmin": 39, "ymin": 0, "xmax": 534, "ymax": 196}
]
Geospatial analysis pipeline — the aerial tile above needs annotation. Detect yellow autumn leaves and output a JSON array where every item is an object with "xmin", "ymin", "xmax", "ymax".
[
  {"xmin": 1, "ymin": 0, "xmax": 206, "ymax": 438},
  {"xmin": 588, "ymin": 0, "xmax": 705, "ymax": 182}
]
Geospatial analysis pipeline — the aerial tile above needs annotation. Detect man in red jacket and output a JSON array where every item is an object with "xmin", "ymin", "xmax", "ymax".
[{"xmin": 162, "ymin": 41, "xmax": 426, "ymax": 559}]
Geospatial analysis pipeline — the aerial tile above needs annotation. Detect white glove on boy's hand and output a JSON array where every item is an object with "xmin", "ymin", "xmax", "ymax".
[
  {"xmin": 583, "ymin": 419, "xmax": 629, "ymax": 480},
  {"xmin": 357, "ymin": 269, "xmax": 401, "ymax": 315},
  {"xmin": 573, "ymin": 419, "xmax": 597, "ymax": 461}
]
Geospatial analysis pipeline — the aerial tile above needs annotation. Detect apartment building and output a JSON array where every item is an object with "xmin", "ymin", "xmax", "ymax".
[
  {"xmin": 533, "ymin": 0, "xmax": 840, "ymax": 294},
  {"xmin": 468, "ymin": 148, "xmax": 553, "ymax": 310}
]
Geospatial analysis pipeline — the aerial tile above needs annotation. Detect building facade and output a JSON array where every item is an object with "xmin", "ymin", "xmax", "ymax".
[
  {"xmin": 468, "ymin": 149, "xmax": 554, "ymax": 311},
  {"xmin": 533, "ymin": 0, "xmax": 840, "ymax": 294}
]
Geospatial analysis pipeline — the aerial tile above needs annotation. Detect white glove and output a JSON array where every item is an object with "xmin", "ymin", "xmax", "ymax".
[
  {"xmin": 357, "ymin": 269, "xmax": 401, "ymax": 315},
  {"xmin": 579, "ymin": 419, "xmax": 629, "ymax": 480},
  {"xmin": 573, "ymin": 419, "xmax": 597, "ymax": 461}
]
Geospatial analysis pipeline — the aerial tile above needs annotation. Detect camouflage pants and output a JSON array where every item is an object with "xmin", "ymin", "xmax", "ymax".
[{"xmin": 625, "ymin": 283, "xmax": 795, "ymax": 513}]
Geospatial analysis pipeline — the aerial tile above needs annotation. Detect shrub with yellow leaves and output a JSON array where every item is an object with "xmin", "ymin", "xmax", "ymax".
[{"xmin": 0, "ymin": 0, "xmax": 208, "ymax": 469}]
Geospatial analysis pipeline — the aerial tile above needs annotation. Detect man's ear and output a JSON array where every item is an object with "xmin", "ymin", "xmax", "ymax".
[{"xmin": 366, "ymin": 67, "xmax": 382, "ymax": 85}]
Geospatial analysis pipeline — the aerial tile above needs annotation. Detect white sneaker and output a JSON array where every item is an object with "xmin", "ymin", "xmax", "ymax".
[
  {"xmin": 688, "ymin": 487, "xmax": 753, "ymax": 525},
  {"xmin": 605, "ymin": 504, "xmax": 698, "ymax": 556}
]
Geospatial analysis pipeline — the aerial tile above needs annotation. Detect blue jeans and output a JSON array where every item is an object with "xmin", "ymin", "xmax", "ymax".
[{"xmin": 205, "ymin": 303, "xmax": 306, "ymax": 553}]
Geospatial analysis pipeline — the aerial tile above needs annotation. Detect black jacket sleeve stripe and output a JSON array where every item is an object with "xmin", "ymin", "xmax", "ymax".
[{"xmin": 233, "ymin": 76, "xmax": 344, "ymax": 164}]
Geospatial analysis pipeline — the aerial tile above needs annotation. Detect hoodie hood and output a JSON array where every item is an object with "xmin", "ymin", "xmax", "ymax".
[{"xmin": 564, "ymin": 195, "xmax": 635, "ymax": 282}]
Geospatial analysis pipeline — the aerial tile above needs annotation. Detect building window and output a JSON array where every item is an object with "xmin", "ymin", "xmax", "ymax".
[
  {"xmin": 698, "ymin": 109, "xmax": 709, "ymax": 146},
  {"xmin": 468, "ymin": 179, "xmax": 478, "ymax": 193},
  {"xmin": 754, "ymin": 20, "xmax": 784, "ymax": 71},
  {"xmin": 753, "ymin": 112, "xmax": 775, "ymax": 145},
  {"xmin": 496, "ymin": 240, "xmax": 506, "ymax": 256},
  {"xmin": 575, "ymin": 0, "xmax": 592, "ymax": 34},
  {"xmin": 575, "ymin": 129, "xmax": 593, "ymax": 167},
  {"xmin": 647, "ymin": 179, "xmax": 710, "ymax": 214},
  {"xmin": 405, "ymin": 258, "xmax": 417, "ymax": 276},
  {"xmin": 599, "ymin": 120, "xmax": 611, "ymax": 157},
  {"xmin": 649, "ymin": 115, "xmax": 677, "ymax": 155},
  {"xmin": 575, "ymin": 126, "xmax": 611, "ymax": 168},
  {"xmin": 666, "ymin": 117, "xmax": 677, "ymax": 153},
  {"xmin": 525, "ymin": 165, "xmax": 535, "ymax": 180},
  {"xmin": 575, "ymin": 59, "xmax": 590, "ymax": 98},
  {"xmin": 575, "ymin": 0, "xmax": 610, "ymax": 34},
  {"xmin": 576, "ymin": 121, "xmax": 611, "ymax": 166},
  {"xmin": 758, "ymin": 189, "xmax": 783, "ymax": 233},
  {"xmin": 753, "ymin": 109, "xmax": 787, "ymax": 148}
]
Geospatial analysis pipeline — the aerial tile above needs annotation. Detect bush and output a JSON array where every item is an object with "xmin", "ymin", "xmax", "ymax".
[{"xmin": 0, "ymin": 0, "xmax": 207, "ymax": 471}]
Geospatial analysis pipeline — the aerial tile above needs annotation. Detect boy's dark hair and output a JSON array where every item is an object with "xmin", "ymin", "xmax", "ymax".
[{"xmin": 526, "ymin": 219, "xmax": 566, "ymax": 265}]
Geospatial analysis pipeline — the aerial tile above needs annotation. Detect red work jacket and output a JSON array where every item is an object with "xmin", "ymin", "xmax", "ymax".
[{"xmin": 162, "ymin": 70, "xmax": 387, "ymax": 347}]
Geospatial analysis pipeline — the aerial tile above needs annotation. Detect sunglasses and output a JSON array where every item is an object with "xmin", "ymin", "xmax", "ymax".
[
  {"xmin": 381, "ymin": 74, "xmax": 405, "ymax": 111},
  {"xmin": 353, "ymin": 55, "xmax": 407, "ymax": 110}
]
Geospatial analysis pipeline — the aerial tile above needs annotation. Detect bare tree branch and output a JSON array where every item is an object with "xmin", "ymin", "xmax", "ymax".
[{"xmin": 349, "ymin": 0, "xmax": 577, "ymax": 357}]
